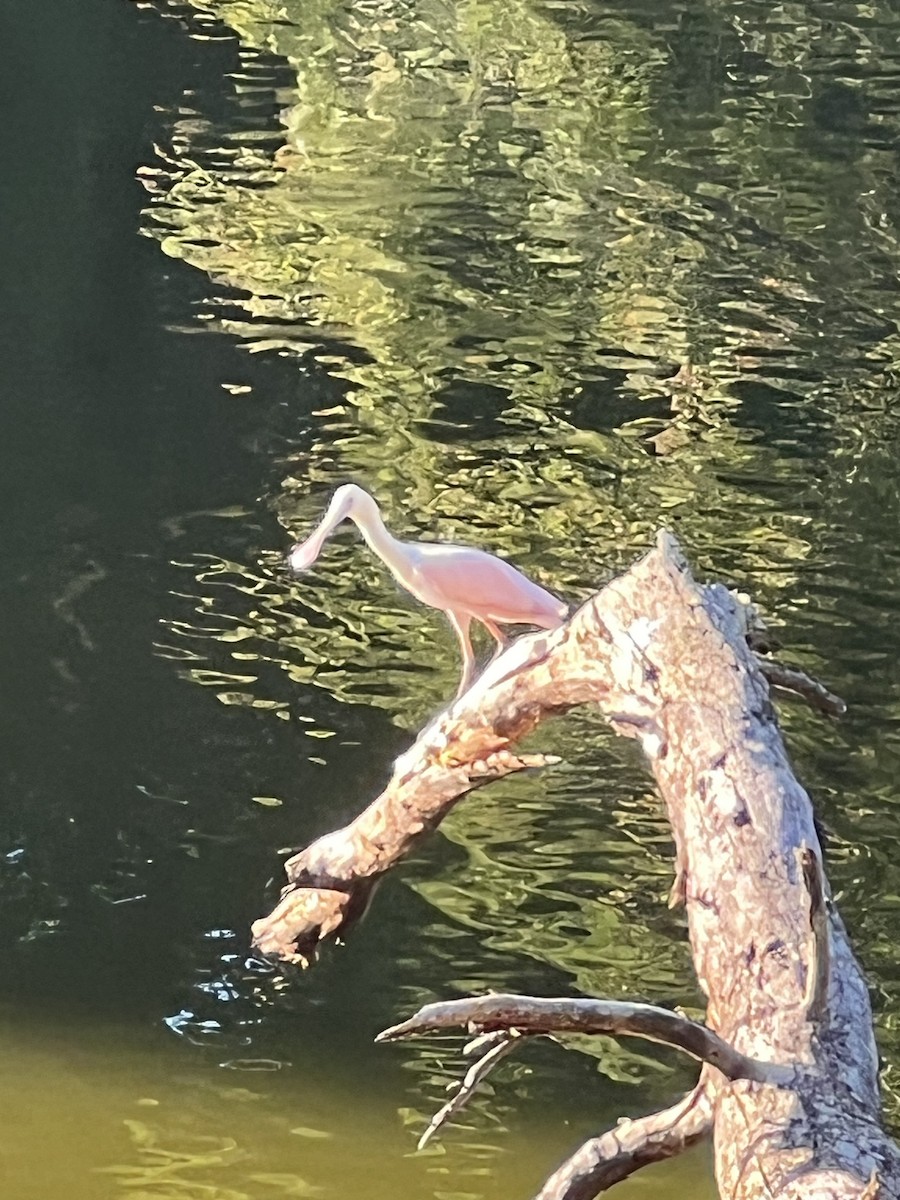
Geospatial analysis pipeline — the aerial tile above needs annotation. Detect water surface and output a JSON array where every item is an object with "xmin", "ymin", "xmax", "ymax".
[{"xmin": 3, "ymin": 0, "xmax": 900, "ymax": 1196}]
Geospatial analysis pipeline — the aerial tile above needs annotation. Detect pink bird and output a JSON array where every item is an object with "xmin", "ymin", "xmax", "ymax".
[{"xmin": 287, "ymin": 484, "xmax": 568, "ymax": 697}]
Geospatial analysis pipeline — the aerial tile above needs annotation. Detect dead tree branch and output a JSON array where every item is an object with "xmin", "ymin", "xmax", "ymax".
[
  {"xmin": 376, "ymin": 994, "xmax": 789, "ymax": 1084},
  {"xmin": 256, "ymin": 531, "xmax": 899, "ymax": 1199},
  {"xmin": 414, "ymin": 1029, "xmax": 523, "ymax": 1150},
  {"xmin": 251, "ymin": 744, "xmax": 560, "ymax": 963},
  {"xmin": 756, "ymin": 657, "xmax": 847, "ymax": 717}
]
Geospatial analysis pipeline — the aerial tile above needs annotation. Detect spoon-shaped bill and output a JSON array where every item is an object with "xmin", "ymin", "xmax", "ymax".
[
  {"xmin": 287, "ymin": 536, "xmax": 323, "ymax": 572},
  {"xmin": 286, "ymin": 493, "xmax": 352, "ymax": 572},
  {"xmin": 288, "ymin": 528, "xmax": 333, "ymax": 572}
]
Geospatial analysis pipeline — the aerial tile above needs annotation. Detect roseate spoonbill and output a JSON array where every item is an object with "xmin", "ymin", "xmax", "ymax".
[{"xmin": 287, "ymin": 484, "xmax": 568, "ymax": 696}]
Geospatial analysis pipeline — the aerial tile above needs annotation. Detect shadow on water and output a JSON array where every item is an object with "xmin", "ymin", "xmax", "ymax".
[{"xmin": 4, "ymin": 0, "xmax": 900, "ymax": 1195}]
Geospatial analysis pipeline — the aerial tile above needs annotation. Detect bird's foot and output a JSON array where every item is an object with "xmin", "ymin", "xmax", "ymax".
[{"xmin": 430, "ymin": 745, "xmax": 464, "ymax": 769}]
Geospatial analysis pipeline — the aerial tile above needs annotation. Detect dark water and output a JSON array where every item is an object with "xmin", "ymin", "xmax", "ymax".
[{"xmin": 3, "ymin": 0, "xmax": 900, "ymax": 1196}]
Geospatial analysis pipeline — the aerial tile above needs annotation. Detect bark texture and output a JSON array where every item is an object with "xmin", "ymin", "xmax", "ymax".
[
  {"xmin": 610, "ymin": 537, "xmax": 895, "ymax": 1199},
  {"xmin": 377, "ymin": 994, "xmax": 791, "ymax": 1083},
  {"xmin": 254, "ymin": 532, "xmax": 900, "ymax": 1200}
]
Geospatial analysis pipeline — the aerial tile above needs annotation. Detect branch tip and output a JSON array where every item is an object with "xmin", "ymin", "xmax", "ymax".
[
  {"xmin": 416, "ymin": 1031, "xmax": 523, "ymax": 1150},
  {"xmin": 757, "ymin": 657, "xmax": 846, "ymax": 718}
]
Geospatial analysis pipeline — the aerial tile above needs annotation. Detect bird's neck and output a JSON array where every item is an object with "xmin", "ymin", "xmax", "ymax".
[{"xmin": 350, "ymin": 507, "xmax": 409, "ymax": 580}]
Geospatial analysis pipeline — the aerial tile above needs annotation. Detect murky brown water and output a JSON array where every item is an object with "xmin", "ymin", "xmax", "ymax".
[{"xmin": 4, "ymin": 0, "xmax": 900, "ymax": 1195}]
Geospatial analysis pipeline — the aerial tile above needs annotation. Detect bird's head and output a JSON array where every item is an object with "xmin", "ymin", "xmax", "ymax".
[{"xmin": 287, "ymin": 484, "xmax": 375, "ymax": 572}]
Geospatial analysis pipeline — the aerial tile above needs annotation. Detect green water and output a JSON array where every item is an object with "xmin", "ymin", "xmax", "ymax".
[{"xmin": 3, "ymin": 0, "xmax": 900, "ymax": 1195}]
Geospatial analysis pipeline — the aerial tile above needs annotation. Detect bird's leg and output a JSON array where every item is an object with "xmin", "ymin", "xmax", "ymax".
[
  {"xmin": 481, "ymin": 618, "xmax": 509, "ymax": 664},
  {"xmin": 446, "ymin": 611, "xmax": 476, "ymax": 699},
  {"xmin": 428, "ymin": 612, "xmax": 478, "ymax": 769}
]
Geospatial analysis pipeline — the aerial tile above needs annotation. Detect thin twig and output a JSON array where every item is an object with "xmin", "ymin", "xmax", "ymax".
[
  {"xmin": 417, "ymin": 1030, "xmax": 523, "ymax": 1149},
  {"xmin": 377, "ymin": 994, "xmax": 789, "ymax": 1084},
  {"xmin": 756, "ymin": 657, "xmax": 847, "ymax": 717}
]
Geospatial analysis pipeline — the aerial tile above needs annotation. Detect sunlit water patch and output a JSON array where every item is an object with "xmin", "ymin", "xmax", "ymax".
[{"xmin": 137, "ymin": 0, "xmax": 900, "ymax": 1124}]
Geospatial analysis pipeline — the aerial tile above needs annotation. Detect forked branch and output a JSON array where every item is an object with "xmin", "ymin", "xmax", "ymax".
[
  {"xmin": 415, "ymin": 1029, "xmax": 523, "ymax": 1150},
  {"xmin": 377, "ymin": 993, "xmax": 789, "ymax": 1085}
]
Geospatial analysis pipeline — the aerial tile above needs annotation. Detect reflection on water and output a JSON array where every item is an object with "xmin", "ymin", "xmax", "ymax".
[
  {"xmin": 142, "ymin": 0, "xmax": 900, "ymax": 1156},
  {"xmin": 3, "ymin": 0, "xmax": 900, "ymax": 1195},
  {"xmin": 7, "ymin": 1029, "xmax": 712, "ymax": 1200},
  {"xmin": 144, "ymin": 0, "xmax": 900, "ymax": 658},
  {"xmin": 144, "ymin": 0, "xmax": 900, "ymax": 1133},
  {"xmin": 10, "ymin": 1010, "xmax": 667, "ymax": 1200}
]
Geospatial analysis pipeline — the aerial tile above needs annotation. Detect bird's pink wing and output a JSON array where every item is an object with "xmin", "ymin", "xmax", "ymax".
[{"xmin": 409, "ymin": 545, "xmax": 564, "ymax": 625}]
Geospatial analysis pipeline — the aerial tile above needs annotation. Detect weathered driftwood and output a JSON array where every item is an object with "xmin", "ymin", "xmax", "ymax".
[
  {"xmin": 376, "ymin": 994, "xmax": 791, "ymax": 1084},
  {"xmin": 254, "ymin": 532, "xmax": 900, "ymax": 1200}
]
